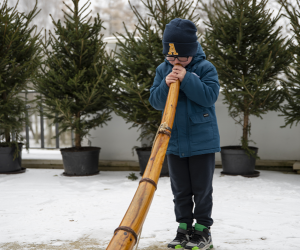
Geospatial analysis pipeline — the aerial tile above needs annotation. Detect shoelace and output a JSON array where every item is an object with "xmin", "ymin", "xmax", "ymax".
[
  {"xmin": 189, "ymin": 230, "xmax": 209, "ymax": 244},
  {"xmin": 189, "ymin": 233, "xmax": 203, "ymax": 243}
]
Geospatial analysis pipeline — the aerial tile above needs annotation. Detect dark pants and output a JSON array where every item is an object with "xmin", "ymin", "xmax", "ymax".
[{"xmin": 167, "ymin": 153, "xmax": 215, "ymax": 228}]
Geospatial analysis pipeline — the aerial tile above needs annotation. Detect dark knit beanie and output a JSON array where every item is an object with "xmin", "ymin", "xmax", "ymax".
[{"xmin": 162, "ymin": 18, "xmax": 198, "ymax": 56}]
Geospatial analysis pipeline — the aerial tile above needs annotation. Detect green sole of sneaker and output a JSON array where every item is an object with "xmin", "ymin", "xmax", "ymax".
[{"xmin": 191, "ymin": 245, "xmax": 214, "ymax": 250}]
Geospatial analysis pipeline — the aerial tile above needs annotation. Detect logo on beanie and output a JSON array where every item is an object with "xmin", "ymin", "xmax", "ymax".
[{"xmin": 168, "ymin": 43, "xmax": 178, "ymax": 55}]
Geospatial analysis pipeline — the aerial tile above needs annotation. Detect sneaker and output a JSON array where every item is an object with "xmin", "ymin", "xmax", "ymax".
[
  {"xmin": 185, "ymin": 224, "xmax": 213, "ymax": 250},
  {"xmin": 167, "ymin": 223, "xmax": 193, "ymax": 249}
]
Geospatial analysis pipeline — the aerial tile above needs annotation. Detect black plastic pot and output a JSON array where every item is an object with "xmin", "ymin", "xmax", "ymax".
[
  {"xmin": 0, "ymin": 143, "xmax": 25, "ymax": 174},
  {"xmin": 136, "ymin": 147, "xmax": 169, "ymax": 177},
  {"xmin": 60, "ymin": 147, "xmax": 100, "ymax": 176},
  {"xmin": 221, "ymin": 146, "xmax": 259, "ymax": 177}
]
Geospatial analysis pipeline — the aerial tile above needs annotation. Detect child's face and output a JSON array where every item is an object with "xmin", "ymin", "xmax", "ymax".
[{"xmin": 168, "ymin": 56, "xmax": 193, "ymax": 68}]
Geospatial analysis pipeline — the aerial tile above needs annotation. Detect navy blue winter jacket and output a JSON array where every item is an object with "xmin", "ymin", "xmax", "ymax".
[{"xmin": 149, "ymin": 42, "xmax": 221, "ymax": 158}]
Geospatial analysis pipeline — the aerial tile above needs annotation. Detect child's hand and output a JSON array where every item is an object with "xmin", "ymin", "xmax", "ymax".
[
  {"xmin": 165, "ymin": 72, "xmax": 179, "ymax": 87},
  {"xmin": 172, "ymin": 64, "xmax": 186, "ymax": 82}
]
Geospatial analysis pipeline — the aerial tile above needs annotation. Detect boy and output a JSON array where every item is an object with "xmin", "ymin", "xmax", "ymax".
[{"xmin": 149, "ymin": 18, "xmax": 220, "ymax": 250}]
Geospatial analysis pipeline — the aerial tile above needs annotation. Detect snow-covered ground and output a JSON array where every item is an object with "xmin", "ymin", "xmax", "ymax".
[{"xmin": 0, "ymin": 169, "xmax": 300, "ymax": 250}]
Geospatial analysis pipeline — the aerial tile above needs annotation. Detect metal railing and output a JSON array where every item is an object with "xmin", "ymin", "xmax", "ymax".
[{"xmin": 23, "ymin": 90, "xmax": 73, "ymax": 149}]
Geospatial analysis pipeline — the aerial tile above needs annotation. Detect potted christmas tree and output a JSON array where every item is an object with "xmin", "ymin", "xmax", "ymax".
[
  {"xmin": 33, "ymin": 0, "xmax": 115, "ymax": 176},
  {"xmin": 0, "ymin": 0, "xmax": 42, "ymax": 174},
  {"xmin": 200, "ymin": 0, "xmax": 293, "ymax": 176},
  {"xmin": 110, "ymin": 0, "xmax": 201, "ymax": 176},
  {"xmin": 279, "ymin": 0, "xmax": 300, "ymax": 172}
]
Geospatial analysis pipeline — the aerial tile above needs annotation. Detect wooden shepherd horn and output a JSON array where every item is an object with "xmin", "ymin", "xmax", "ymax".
[{"xmin": 106, "ymin": 64, "xmax": 182, "ymax": 250}]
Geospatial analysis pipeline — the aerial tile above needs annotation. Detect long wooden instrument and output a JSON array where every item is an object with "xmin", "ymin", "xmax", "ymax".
[{"xmin": 106, "ymin": 70, "xmax": 181, "ymax": 250}]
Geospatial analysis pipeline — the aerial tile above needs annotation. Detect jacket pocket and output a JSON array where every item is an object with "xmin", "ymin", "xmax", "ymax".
[{"xmin": 189, "ymin": 112, "xmax": 214, "ymax": 143}]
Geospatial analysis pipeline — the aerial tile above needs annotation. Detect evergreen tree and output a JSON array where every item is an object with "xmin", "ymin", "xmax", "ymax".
[
  {"xmin": 200, "ymin": 0, "xmax": 292, "ymax": 156},
  {"xmin": 110, "ymin": 0, "xmax": 201, "ymax": 143},
  {"xmin": 279, "ymin": 0, "xmax": 300, "ymax": 128},
  {"xmin": 0, "ymin": 0, "xmax": 41, "ymax": 149},
  {"xmin": 34, "ymin": 0, "xmax": 114, "ymax": 149}
]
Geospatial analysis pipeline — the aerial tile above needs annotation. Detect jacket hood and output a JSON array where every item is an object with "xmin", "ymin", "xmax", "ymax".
[{"xmin": 164, "ymin": 42, "xmax": 206, "ymax": 69}]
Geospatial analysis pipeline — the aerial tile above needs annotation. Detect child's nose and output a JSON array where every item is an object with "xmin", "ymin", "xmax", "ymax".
[{"xmin": 174, "ymin": 58, "xmax": 180, "ymax": 63}]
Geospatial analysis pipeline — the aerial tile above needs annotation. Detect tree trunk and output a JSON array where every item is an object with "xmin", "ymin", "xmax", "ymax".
[
  {"xmin": 47, "ymin": 119, "xmax": 52, "ymax": 146},
  {"xmin": 2, "ymin": 92, "xmax": 10, "ymax": 143},
  {"xmin": 243, "ymin": 98, "xmax": 249, "ymax": 144},
  {"xmin": 75, "ymin": 112, "xmax": 81, "ymax": 149},
  {"xmin": 61, "ymin": 130, "xmax": 66, "ymax": 145},
  {"xmin": 5, "ymin": 129, "xmax": 10, "ymax": 143},
  {"xmin": 35, "ymin": 112, "xmax": 39, "ymax": 144}
]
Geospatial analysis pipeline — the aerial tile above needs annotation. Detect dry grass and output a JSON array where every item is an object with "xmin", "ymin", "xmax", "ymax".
[
  {"xmin": 0, "ymin": 239, "xmax": 168, "ymax": 250},
  {"xmin": 0, "ymin": 237, "xmax": 104, "ymax": 250}
]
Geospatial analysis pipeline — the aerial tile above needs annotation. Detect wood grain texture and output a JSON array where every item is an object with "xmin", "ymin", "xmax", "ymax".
[{"xmin": 106, "ymin": 79, "xmax": 180, "ymax": 250}]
